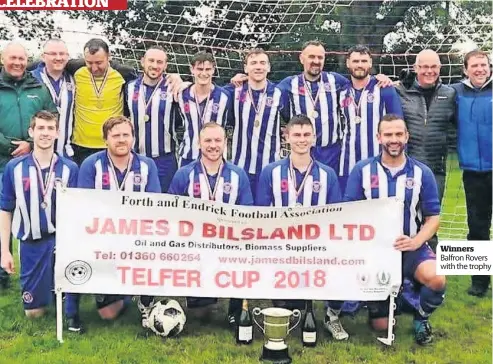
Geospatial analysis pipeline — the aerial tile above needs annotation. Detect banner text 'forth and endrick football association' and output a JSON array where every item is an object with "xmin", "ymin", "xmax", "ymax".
[{"xmin": 55, "ymin": 189, "xmax": 404, "ymax": 301}]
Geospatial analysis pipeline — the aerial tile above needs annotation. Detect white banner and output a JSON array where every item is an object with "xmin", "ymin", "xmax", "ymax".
[{"xmin": 55, "ymin": 188, "xmax": 403, "ymax": 300}]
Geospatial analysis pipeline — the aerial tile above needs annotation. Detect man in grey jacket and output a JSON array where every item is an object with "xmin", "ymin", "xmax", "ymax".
[{"xmin": 396, "ymin": 49, "xmax": 456, "ymax": 252}]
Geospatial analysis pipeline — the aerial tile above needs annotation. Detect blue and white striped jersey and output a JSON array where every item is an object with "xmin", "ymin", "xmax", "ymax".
[
  {"xmin": 256, "ymin": 158, "xmax": 341, "ymax": 207},
  {"xmin": 0, "ymin": 153, "xmax": 78, "ymax": 241},
  {"xmin": 277, "ymin": 72, "xmax": 349, "ymax": 147},
  {"xmin": 32, "ymin": 63, "xmax": 75, "ymax": 158},
  {"xmin": 177, "ymin": 84, "xmax": 231, "ymax": 161},
  {"xmin": 339, "ymin": 77, "xmax": 403, "ymax": 176},
  {"xmin": 168, "ymin": 159, "xmax": 253, "ymax": 206},
  {"xmin": 344, "ymin": 155, "xmax": 440, "ymax": 237},
  {"xmin": 224, "ymin": 81, "xmax": 282, "ymax": 175},
  {"xmin": 78, "ymin": 150, "xmax": 161, "ymax": 193},
  {"xmin": 127, "ymin": 76, "xmax": 179, "ymax": 157}
]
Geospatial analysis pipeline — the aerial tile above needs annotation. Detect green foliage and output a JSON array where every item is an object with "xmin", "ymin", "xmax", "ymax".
[
  {"xmin": 1, "ymin": 1, "xmax": 491, "ymax": 83},
  {"xmin": 0, "ymin": 11, "xmax": 60, "ymax": 44}
]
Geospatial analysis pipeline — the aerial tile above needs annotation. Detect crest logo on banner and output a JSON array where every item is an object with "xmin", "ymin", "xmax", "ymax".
[{"xmin": 65, "ymin": 260, "xmax": 92, "ymax": 285}]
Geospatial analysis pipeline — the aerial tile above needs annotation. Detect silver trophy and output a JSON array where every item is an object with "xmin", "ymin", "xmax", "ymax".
[{"xmin": 252, "ymin": 307, "xmax": 301, "ymax": 364}]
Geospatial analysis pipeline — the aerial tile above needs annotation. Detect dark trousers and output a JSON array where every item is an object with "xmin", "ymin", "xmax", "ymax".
[
  {"xmin": 73, "ymin": 144, "xmax": 105, "ymax": 166},
  {"xmin": 463, "ymin": 171, "xmax": 492, "ymax": 289},
  {"xmin": 427, "ymin": 172, "xmax": 446, "ymax": 252}
]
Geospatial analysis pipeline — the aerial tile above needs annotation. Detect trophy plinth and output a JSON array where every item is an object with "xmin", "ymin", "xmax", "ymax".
[
  {"xmin": 253, "ymin": 307, "xmax": 301, "ymax": 364},
  {"xmin": 261, "ymin": 345, "xmax": 292, "ymax": 364}
]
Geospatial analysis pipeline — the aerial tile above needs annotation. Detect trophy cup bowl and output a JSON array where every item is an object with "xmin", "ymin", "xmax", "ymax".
[{"xmin": 252, "ymin": 307, "xmax": 302, "ymax": 364}]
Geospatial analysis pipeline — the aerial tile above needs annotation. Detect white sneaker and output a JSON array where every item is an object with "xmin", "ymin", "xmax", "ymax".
[
  {"xmin": 137, "ymin": 297, "xmax": 155, "ymax": 329},
  {"xmin": 324, "ymin": 315, "xmax": 349, "ymax": 340}
]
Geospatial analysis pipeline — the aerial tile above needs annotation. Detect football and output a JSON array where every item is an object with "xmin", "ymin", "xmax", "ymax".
[{"xmin": 148, "ymin": 299, "xmax": 186, "ymax": 338}]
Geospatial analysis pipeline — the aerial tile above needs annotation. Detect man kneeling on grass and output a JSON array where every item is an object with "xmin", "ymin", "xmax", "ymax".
[
  {"xmin": 64, "ymin": 116, "xmax": 161, "ymax": 333},
  {"xmin": 0, "ymin": 111, "xmax": 78, "ymax": 318},
  {"xmin": 344, "ymin": 114, "xmax": 446, "ymax": 345}
]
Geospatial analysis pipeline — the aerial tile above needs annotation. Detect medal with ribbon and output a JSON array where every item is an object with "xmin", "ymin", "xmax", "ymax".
[
  {"xmin": 193, "ymin": 86, "xmax": 212, "ymax": 128},
  {"xmin": 200, "ymin": 159, "xmax": 224, "ymax": 201},
  {"xmin": 108, "ymin": 153, "xmax": 133, "ymax": 191},
  {"xmin": 289, "ymin": 157, "xmax": 314, "ymax": 207},
  {"xmin": 140, "ymin": 77, "xmax": 164, "ymax": 122},
  {"xmin": 350, "ymin": 79, "xmax": 371, "ymax": 124},
  {"xmin": 33, "ymin": 153, "xmax": 58, "ymax": 209},
  {"xmin": 41, "ymin": 68, "xmax": 64, "ymax": 110},
  {"xmin": 90, "ymin": 67, "xmax": 109, "ymax": 109},
  {"xmin": 247, "ymin": 84, "xmax": 267, "ymax": 128},
  {"xmin": 303, "ymin": 76, "xmax": 322, "ymax": 119}
]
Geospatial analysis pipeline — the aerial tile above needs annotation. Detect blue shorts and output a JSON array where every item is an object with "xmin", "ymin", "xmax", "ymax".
[
  {"xmin": 20, "ymin": 236, "xmax": 55, "ymax": 310},
  {"xmin": 367, "ymin": 243, "xmax": 436, "ymax": 319},
  {"xmin": 312, "ymin": 143, "xmax": 341, "ymax": 172},
  {"xmin": 153, "ymin": 153, "xmax": 178, "ymax": 193},
  {"xmin": 402, "ymin": 243, "xmax": 436, "ymax": 279}
]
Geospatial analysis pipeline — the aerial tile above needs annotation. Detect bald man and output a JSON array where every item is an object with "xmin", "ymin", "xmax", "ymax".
[
  {"xmin": 32, "ymin": 39, "xmax": 76, "ymax": 158},
  {"xmin": 0, "ymin": 42, "xmax": 58, "ymax": 288},
  {"xmin": 396, "ymin": 49, "xmax": 456, "ymax": 252},
  {"xmin": 126, "ymin": 46, "xmax": 180, "ymax": 193}
]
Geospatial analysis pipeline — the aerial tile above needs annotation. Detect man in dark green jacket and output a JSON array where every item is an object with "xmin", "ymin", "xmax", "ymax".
[{"xmin": 0, "ymin": 42, "xmax": 57, "ymax": 288}]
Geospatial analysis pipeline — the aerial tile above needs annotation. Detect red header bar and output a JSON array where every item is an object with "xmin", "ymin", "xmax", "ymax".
[{"xmin": 0, "ymin": 0, "xmax": 127, "ymax": 10}]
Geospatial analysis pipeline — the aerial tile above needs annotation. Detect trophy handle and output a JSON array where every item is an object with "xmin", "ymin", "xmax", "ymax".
[
  {"xmin": 287, "ymin": 309, "xmax": 302, "ymax": 334},
  {"xmin": 252, "ymin": 307, "xmax": 264, "ymax": 333}
]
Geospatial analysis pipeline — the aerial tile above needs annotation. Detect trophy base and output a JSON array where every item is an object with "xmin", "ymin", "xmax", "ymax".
[{"xmin": 259, "ymin": 345, "xmax": 292, "ymax": 364}]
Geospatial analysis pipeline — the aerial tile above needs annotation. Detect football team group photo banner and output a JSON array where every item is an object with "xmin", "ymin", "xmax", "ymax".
[{"xmin": 54, "ymin": 189, "xmax": 403, "ymax": 301}]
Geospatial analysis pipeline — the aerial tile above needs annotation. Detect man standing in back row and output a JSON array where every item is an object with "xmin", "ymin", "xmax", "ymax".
[
  {"xmin": 396, "ymin": 49, "xmax": 456, "ymax": 252},
  {"xmin": 225, "ymin": 48, "xmax": 283, "ymax": 199},
  {"xmin": 127, "ymin": 46, "xmax": 180, "ymax": 192},
  {"xmin": 71, "ymin": 39, "xmax": 137, "ymax": 165},
  {"xmin": 451, "ymin": 49, "xmax": 492, "ymax": 297},
  {"xmin": 338, "ymin": 45, "xmax": 403, "ymax": 194},
  {"xmin": 276, "ymin": 40, "xmax": 350, "ymax": 171},
  {"xmin": 177, "ymin": 52, "xmax": 231, "ymax": 167},
  {"xmin": 32, "ymin": 39, "xmax": 75, "ymax": 159}
]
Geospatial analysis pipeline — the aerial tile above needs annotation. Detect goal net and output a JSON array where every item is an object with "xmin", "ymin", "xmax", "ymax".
[{"xmin": 9, "ymin": 0, "xmax": 492, "ymax": 240}]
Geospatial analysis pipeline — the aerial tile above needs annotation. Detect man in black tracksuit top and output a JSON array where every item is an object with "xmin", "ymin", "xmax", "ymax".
[{"xmin": 396, "ymin": 49, "xmax": 456, "ymax": 252}]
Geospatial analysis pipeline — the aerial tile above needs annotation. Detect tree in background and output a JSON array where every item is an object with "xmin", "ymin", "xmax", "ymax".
[
  {"xmin": 1, "ymin": 1, "xmax": 491, "ymax": 83},
  {"xmin": 0, "ymin": 11, "xmax": 59, "ymax": 42}
]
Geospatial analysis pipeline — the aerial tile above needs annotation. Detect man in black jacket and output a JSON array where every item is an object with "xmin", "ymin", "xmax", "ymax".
[{"xmin": 396, "ymin": 49, "xmax": 456, "ymax": 252}]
